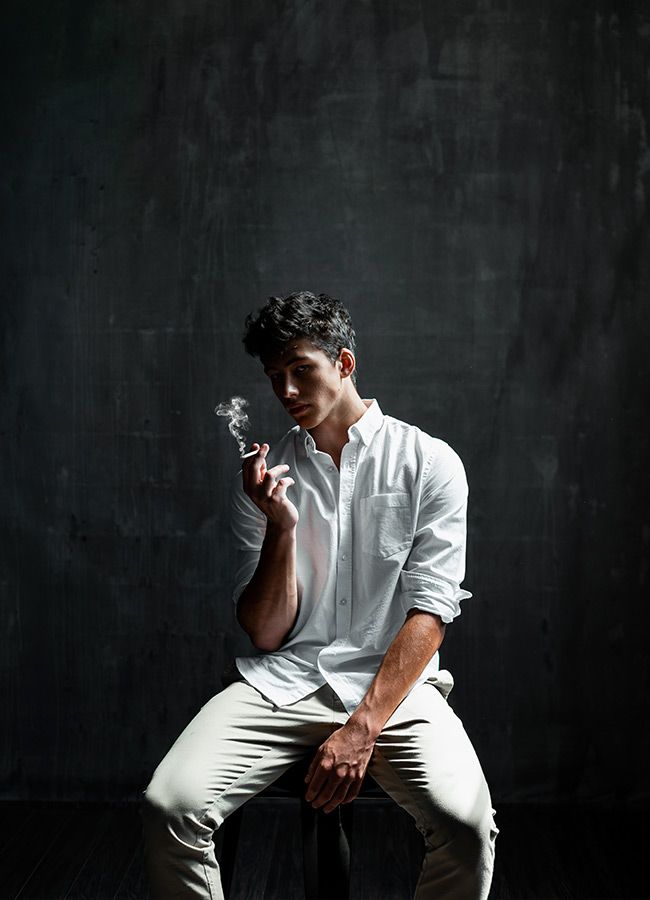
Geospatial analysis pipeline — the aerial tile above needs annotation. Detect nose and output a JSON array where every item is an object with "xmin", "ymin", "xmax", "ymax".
[{"xmin": 279, "ymin": 376, "xmax": 299, "ymax": 399}]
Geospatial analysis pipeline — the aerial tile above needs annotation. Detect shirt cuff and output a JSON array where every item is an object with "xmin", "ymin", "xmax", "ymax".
[{"xmin": 399, "ymin": 571, "xmax": 472, "ymax": 624}]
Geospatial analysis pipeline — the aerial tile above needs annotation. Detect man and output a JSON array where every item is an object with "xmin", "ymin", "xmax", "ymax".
[{"xmin": 141, "ymin": 291, "xmax": 499, "ymax": 899}]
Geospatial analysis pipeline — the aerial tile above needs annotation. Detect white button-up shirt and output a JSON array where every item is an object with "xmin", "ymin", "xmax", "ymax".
[{"xmin": 229, "ymin": 398, "xmax": 472, "ymax": 714}]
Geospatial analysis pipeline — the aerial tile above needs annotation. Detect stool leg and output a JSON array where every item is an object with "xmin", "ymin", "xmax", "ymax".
[
  {"xmin": 340, "ymin": 801, "xmax": 354, "ymax": 888},
  {"xmin": 301, "ymin": 797, "xmax": 320, "ymax": 900},
  {"xmin": 301, "ymin": 799, "xmax": 352, "ymax": 900},
  {"xmin": 317, "ymin": 806, "xmax": 351, "ymax": 900}
]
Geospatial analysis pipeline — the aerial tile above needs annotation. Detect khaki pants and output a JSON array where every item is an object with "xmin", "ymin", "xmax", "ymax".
[{"xmin": 141, "ymin": 668, "xmax": 498, "ymax": 899}]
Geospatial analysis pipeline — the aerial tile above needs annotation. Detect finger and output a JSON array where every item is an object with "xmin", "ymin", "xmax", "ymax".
[
  {"xmin": 251, "ymin": 443, "xmax": 269, "ymax": 478},
  {"xmin": 305, "ymin": 756, "xmax": 318, "ymax": 786},
  {"xmin": 242, "ymin": 443, "xmax": 264, "ymax": 487},
  {"xmin": 241, "ymin": 442, "xmax": 259, "ymax": 481},
  {"xmin": 305, "ymin": 758, "xmax": 333, "ymax": 802},
  {"xmin": 341, "ymin": 774, "xmax": 365, "ymax": 805},
  {"xmin": 307, "ymin": 761, "xmax": 348, "ymax": 808},
  {"xmin": 322, "ymin": 781, "xmax": 353, "ymax": 814},
  {"xmin": 263, "ymin": 470, "xmax": 278, "ymax": 498},
  {"xmin": 272, "ymin": 477, "xmax": 295, "ymax": 500},
  {"xmin": 266, "ymin": 463, "xmax": 290, "ymax": 479},
  {"xmin": 243, "ymin": 442, "xmax": 265, "ymax": 461},
  {"xmin": 311, "ymin": 770, "xmax": 348, "ymax": 810}
]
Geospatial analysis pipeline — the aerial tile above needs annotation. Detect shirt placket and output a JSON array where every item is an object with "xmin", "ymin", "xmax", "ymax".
[{"xmin": 335, "ymin": 439, "xmax": 358, "ymax": 640}]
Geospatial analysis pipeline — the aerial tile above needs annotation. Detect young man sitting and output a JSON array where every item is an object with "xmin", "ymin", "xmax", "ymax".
[{"xmin": 141, "ymin": 291, "xmax": 499, "ymax": 899}]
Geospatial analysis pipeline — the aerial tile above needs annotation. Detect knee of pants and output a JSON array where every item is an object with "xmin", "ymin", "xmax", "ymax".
[
  {"xmin": 140, "ymin": 770, "xmax": 215, "ymax": 837},
  {"xmin": 421, "ymin": 805, "xmax": 499, "ymax": 862},
  {"xmin": 457, "ymin": 809, "xmax": 498, "ymax": 861}
]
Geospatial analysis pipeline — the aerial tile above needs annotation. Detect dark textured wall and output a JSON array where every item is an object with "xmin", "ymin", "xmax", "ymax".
[{"xmin": 2, "ymin": 1, "xmax": 649, "ymax": 804}]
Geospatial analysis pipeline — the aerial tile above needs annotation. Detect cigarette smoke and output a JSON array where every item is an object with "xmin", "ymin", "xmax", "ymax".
[{"xmin": 215, "ymin": 396, "xmax": 250, "ymax": 455}]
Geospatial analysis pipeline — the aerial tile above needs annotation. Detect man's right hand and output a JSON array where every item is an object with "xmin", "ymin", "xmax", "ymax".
[{"xmin": 242, "ymin": 442, "xmax": 299, "ymax": 531}]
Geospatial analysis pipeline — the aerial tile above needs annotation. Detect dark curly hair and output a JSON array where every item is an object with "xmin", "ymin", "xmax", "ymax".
[{"xmin": 242, "ymin": 291, "xmax": 358, "ymax": 385}]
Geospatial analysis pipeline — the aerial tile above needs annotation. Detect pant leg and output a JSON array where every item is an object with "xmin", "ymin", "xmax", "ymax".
[
  {"xmin": 369, "ymin": 671, "xmax": 499, "ymax": 900},
  {"xmin": 140, "ymin": 679, "xmax": 337, "ymax": 900}
]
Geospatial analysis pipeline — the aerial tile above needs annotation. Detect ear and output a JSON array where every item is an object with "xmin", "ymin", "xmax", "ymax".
[{"xmin": 338, "ymin": 348, "xmax": 355, "ymax": 379}]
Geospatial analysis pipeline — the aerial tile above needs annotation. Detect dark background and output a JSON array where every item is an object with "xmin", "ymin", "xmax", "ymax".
[{"xmin": 1, "ymin": 0, "xmax": 648, "ymax": 807}]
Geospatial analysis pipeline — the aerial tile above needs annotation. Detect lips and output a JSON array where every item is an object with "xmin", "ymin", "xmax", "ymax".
[{"xmin": 287, "ymin": 404, "xmax": 309, "ymax": 415}]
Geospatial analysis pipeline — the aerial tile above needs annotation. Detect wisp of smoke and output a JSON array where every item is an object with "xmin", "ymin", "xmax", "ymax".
[{"xmin": 215, "ymin": 396, "xmax": 250, "ymax": 455}]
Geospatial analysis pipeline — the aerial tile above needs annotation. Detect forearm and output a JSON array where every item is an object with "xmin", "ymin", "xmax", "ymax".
[
  {"xmin": 347, "ymin": 610, "xmax": 446, "ymax": 741},
  {"xmin": 236, "ymin": 524, "xmax": 299, "ymax": 651}
]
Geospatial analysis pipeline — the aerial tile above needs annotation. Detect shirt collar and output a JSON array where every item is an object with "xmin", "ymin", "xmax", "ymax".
[{"xmin": 301, "ymin": 399, "xmax": 384, "ymax": 453}]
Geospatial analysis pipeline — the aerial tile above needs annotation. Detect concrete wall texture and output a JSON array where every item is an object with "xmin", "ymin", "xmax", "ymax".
[{"xmin": 1, "ymin": 0, "xmax": 649, "ymax": 804}]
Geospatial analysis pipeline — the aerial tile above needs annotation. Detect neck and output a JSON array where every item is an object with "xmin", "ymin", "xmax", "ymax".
[{"xmin": 308, "ymin": 389, "xmax": 369, "ymax": 462}]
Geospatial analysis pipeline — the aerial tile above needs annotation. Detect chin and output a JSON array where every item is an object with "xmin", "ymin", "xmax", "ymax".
[{"xmin": 299, "ymin": 408, "xmax": 319, "ymax": 427}]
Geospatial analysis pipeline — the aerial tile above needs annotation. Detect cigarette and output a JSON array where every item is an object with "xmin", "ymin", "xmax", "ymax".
[{"xmin": 240, "ymin": 449, "xmax": 259, "ymax": 459}]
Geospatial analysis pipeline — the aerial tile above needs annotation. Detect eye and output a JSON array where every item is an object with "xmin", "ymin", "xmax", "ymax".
[{"xmin": 295, "ymin": 365, "xmax": 309, "ymax": 375}]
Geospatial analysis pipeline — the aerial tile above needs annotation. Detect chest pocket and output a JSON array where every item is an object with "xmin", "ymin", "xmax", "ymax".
[{"xmin": 359, "ymin": 493, "xmax": 412, "ymax": 558}]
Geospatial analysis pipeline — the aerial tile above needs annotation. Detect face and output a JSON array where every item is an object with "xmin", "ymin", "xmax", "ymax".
[{"xmin": 262, "ymin": 338, "xmax": 352, "ymax": 428}]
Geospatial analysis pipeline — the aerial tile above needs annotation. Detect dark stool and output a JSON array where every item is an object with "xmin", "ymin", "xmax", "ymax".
[{"xmin": 219, "ymin": 754, "xmax": 385, "ymax": 900}]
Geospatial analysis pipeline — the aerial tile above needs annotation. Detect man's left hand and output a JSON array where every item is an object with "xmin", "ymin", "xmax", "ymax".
[{"xmin": 304, "ymin": 720, "xmax": 376, "ymax": 813}]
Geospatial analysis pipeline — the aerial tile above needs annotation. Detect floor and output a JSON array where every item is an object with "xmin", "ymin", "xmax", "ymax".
[{"xmin": 0, "ymin": 800, "xmax": 645, "ymax": 900}]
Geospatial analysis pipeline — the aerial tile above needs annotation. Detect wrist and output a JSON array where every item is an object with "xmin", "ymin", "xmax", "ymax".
[
  {"xmin": 265, "ymin": 522, "xmax": 297, "ymax": 539},
  {"xmin": 347, "ymin": 706, "xmax": 383, "ymax": 743}
]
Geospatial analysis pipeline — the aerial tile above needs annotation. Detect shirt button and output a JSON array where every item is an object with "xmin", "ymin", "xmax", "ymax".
[
  {"xmin": 339, "ymin": 598, "xmax": 347, "ymax": 605},
  {"xmin": 341, "ymin": 554, "xmax": 347, "ymax": 560},
  {"xmin": 328, "ymin": 465, "xmax": 335, "ymax": 472}
]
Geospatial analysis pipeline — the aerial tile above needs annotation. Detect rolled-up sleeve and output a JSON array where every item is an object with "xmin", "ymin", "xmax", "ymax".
[
  {"xmin": 398, "ymin": 442, "xmax": 473, "ymax": 624},
  {"xmin": 230, "ymin": 471, "xmax": 267, "ymax": 605}
]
